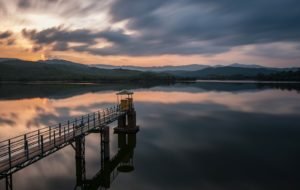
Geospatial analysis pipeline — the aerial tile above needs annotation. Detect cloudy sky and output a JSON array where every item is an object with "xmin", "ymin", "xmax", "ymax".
[{"xmin": 0, "ymin": 0, "xmax": 299, "ymax": 67}]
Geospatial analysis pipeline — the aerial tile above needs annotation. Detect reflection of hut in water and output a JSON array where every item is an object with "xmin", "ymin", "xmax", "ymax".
[
  {"xmin": 75, "ymin": 130, "xmax": 139, "ymax": 190},
  {"xmin": 117, "ymin": 133, "xmax": 136, "ymax": 173}
]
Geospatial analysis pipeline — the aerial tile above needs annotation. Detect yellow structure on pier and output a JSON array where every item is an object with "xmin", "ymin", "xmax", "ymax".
[
  {"xmin": 115, "ymin": 90, "xmax": 139, "ymax": 134},
  {"xmin": 116, "ymin": 90, "xmax": 134, "ymax": 111}
]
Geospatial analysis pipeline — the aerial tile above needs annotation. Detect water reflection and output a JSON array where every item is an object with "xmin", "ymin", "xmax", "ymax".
[
  {"xmin": 133, "ymin": 103, "xmax": 300, "ymax": 190},
  {"xmin": 75, "ymin": 127, "xmax": 138, "ymax": 190},
  {"xmin": 1, "ymin": 83, "xmax": 300, "ymax": 139},
  {"xmin": 0, "ymin": 82, "xmax": 299, "ymax": 100},
  {"xmin": 0, "ymin": 82, "xmax": 300, "ymax": 190}
]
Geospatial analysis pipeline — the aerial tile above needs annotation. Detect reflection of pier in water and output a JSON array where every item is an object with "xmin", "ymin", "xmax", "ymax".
[
  {"xmin": 0, "ymin": 91, "xmax": 139, "ymax": 190},
  {"xmin": 75, "ymin": 128, "xmax": 138, "ymax": 190}
]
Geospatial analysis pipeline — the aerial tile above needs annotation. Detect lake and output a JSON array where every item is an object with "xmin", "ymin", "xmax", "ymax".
[{"xmin": 0, "ymin": 82, "xmax": 299, "ymax": 190}]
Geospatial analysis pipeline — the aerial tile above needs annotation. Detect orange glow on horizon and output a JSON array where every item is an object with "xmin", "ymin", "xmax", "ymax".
[{"xmin": 0, "ymin": 42, "xmax": 299, "ymax": 67}]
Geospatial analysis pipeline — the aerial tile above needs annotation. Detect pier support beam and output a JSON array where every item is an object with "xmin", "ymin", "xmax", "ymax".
[
  {"xmin": 5, "ymin": 174, "xmax": 12, "ymax": 190},
  {"xmin": 100, "ymin": 126, "xmax": 111, "ymax": 188},
  {"xmin": 127, "ymin": 110, "xmax": 136, "ymax": 128},
  {"xmin": 114, "ymin": 108, "xmax": 139, "ymax": 134},
  {"xmin": 117, "ymin": 114, "xmax": 126, "ymax": 128},
  {"xmin": 118, "ymin": 133, "xmax": 126, "ymax": 149},
  {"xmin": 75, "ymin": 135, "xmax": 86, "ymax": 189},
  {"xmin": 101, "ymin": 127, "xmax": 110, "ymax": 163}
]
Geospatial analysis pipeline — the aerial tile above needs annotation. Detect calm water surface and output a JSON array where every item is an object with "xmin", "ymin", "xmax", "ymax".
[{"xmin": 0, "ymin": 82, "xmax": 299, "ymax": 190}]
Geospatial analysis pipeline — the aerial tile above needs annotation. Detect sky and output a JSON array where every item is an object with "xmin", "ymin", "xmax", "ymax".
[{"xmin": 0, "ymin": 0, "xmax": 300, "ymax": 67}]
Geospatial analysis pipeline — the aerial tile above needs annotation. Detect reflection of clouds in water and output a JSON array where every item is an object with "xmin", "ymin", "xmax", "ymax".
[
  {"xmin": 1, "ymin": 88, "xmax": 300, "ymax": 139},
  {"xmin": 1, "ymin": 129, "xmax": 120, "ymax": 190},
  {"xmin": 13, "ymin": 146, "xmax": 76, "ymax": 190},
  {"xmin": 134, "ymin": 89, "xmax": 300, "ymax": 114},
  {"xmin": 127, "ymin": 102, "xmax": 300, "ymax": 190},
  {"xmin": 0, "ymin": 86, "xmax": 300, "ymax": 189},
  {"xmin": 0, "ymin": 98, "xmax": 54, "ymax": 138},
  {"xmin": 0, "ymin": 117, "xmax": 16, "ymax": 126},
  {"xmin": 0, "ymin": 92, "xmax": 118, "ymax": 138}
]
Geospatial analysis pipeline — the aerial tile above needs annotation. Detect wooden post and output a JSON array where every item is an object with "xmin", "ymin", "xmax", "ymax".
[
  {"xmin": 49, "ymin": 127, "xmax": 51, "ymax": 142},
  {"xmin": 73, "ymin": 123, "xmax": 75, "ymax": 138},
  {"xmin": 8, "ymin": 139, "xmax": 11, "ymax": 168},
  {"xmin": 107, "ymin": 108, "xmax": 109, "ymax": 117},
  {"xmin": 108, "ymin": 108, "xmax": 111, "ymax": 120},
  {"xmin": 64, "ymin": 126, "xmax": 66, "ymax": 142},
  {"xmin": 5, "ymin": 174, "xmax": 12, "ymax": 190},
  {"xmin": 68, "ymin": 120, "xmax": 70, "ymax": 134},
  {"xmin": 103, "ymin": 111, "xmax": 106, "ymax": 123},
  {"xmin": 41, "ymin": 135, "xmax": 44, "ymax": 155},
  {"xmin": 38, "ymin": 129, "xmax": 40, "ymax": 147},
  {"xmin": 98, "ymin": 111, "xmax": 100, "ymax": 124},
  {"xmin": 59, "ymin": 123, "xmax": 62, "ymax": 137},
  {"xmin": 93, "ymin": 113, "xmax": 96, "ymax": 127},
  {"xmin": 23, "ymin": 134, "xmax": 27, "ymax": 151},
  {"xmin": 25, "ymin": 140, "xmax": 29, "ymax": 159},
  {"xmin": 24, "ymin": 134, "xmax": 29, "ymax": 159},
  {"xmin": 53, "ymin": 131, "xmax": 56, "ymax": 146},
  {"xmin": 87, "ymin": 114, "xmax": 90, "ymax": 129}
]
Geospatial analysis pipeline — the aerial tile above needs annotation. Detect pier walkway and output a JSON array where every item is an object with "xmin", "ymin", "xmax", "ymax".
[{"xmin": 0, "ymin": 106, "xmax": 123, "ymax": 178}]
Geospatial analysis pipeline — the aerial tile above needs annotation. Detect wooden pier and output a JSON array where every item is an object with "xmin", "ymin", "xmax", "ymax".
[
  {"xmin": 0, "ymin": 105, "xmax": 124, "ymax": 179},
  {"xmin": 0, "ymin": 90, "xmax": 140, "ymax": 190}
]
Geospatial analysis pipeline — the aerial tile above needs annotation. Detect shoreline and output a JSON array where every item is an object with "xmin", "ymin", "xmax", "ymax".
[
  {"xmin": 1, "ymin": 79, "xmax": 300, "ymax": 85},
  {"xmin": 195, "ymin": 80, "xmax": 300, "ymax": 84}
]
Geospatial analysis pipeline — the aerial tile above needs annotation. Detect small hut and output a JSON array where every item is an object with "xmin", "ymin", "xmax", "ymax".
[{"xmin": 116, "ymin": 90, "xmax": 134, "ymax": 111}]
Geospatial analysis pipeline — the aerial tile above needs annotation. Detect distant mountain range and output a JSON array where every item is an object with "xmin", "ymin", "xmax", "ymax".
[
  {"xmin": 0, "ymin": 58, "xmax": 299, "ymax": 82},
  {"xmin": 0, "ymin": 59, "xmax": 174, "ymax": 82},
  {"xmin": 90, "ymin": 63, "xmax": 210, "ymax": 71},
  {"xmin": 90, "ymin": 62, "xmax": 266, "ymax": 72},
  {"xmin": 89, "ymin": 61, "xmax": 299, "ymax": 80}
]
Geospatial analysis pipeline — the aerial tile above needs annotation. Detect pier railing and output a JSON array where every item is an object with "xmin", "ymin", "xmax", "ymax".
[{"xmin": 0, "ymin": 105, "xmax": 123, "ymax": 176}]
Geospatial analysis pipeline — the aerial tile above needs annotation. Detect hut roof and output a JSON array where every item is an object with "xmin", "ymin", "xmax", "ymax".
[{"xmin": 116, "ymin": 90, "xmax": 134, "ymax": 95}]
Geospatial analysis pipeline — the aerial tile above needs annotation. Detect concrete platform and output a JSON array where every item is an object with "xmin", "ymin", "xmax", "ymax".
[{"xmin": 113, "ymin": 126, "xmax": 139, "ymax": 134}]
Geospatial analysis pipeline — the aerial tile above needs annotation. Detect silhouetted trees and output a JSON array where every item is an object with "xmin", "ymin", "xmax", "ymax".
[{"xmin": 256, "ymin": 69, "xmax": 300, "ymax": 81}]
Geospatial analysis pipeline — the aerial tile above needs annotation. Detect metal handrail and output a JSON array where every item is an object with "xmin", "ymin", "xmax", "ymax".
[{"xmin": 0, "ymin": 105, "xmax": 122, "ymax": 168}]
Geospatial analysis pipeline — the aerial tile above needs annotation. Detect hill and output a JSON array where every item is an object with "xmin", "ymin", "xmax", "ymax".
[
  {"xmin": 166, "ymin": 66, "xmax": 279, "ymax": 79},
  {"xmin": 0, "ymin": 59, "xmax": 175, "ymax": 82},
  {"xmin": 91, "ymin": 63, "xmax": 267, "ymax": 72},
  {"xmin": 0, "ymin": 58, "xmax": 299, "ymax": 82},
  {"xmin": 91, "ymin": 63, "xmax": 210, "ymax": 72}
]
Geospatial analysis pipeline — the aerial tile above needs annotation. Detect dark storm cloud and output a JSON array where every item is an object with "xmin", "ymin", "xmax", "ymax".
[
  {"xmin": 52, "ymin": 41, "xmax": 69, "ymax": 51},
  {"xmin": 0, "ymin": 31, "xmax": 16, "ymax": 46},
  {"xmin": 21, "ymin": 0, "xmax": 300, "ymax": 56},
  {"xmin": 18, "ymin": 0, "xmax": 31, "ymax": 8},
  {"xmin": 0, "ymin": 31, "xmax": 13, "ymax": 39},
  {"xmin": 0, "ymin": 117, "xmax": 16, "ymax": 126},
  {"xmin": 111, "ymin": 0, "xmax": 300, "ymax": 45},
  {"xmin": 22, "ymin": 27, "xmax": 120, "ymax": 51},
  {"xmin": 6, "ymin": 38, "xmax": 16, "ymax": 46},
  {"xmin": 32, "ymin": 45, "xmax": 43, "ymax": 52},
  {"xmin": 22, "ymin": 27, "xmax": 99, "ymax": 44},
  {"xmin": 15, "ymin": 0, "xmax": 109, "ymax": 18},
  {"xmin": 22, "ymin": 26, "xmax": 229, "ymax": 55},
  {"xmin": 247, "ymin": 43, "xmax": 300, "ymax": 60}
]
